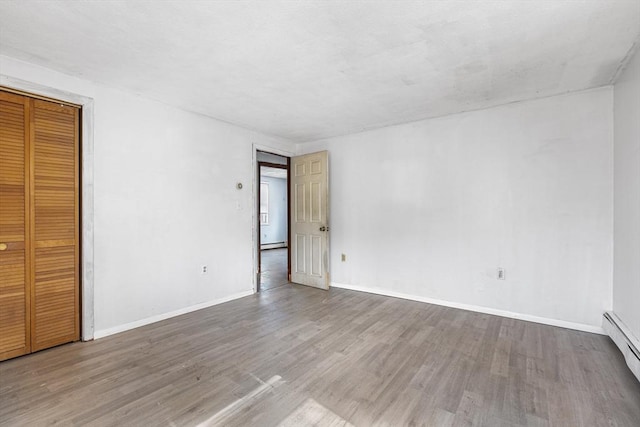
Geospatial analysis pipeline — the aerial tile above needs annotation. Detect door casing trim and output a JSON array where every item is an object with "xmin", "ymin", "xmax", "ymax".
[
  {"xmin": 252, "ymin": 144, "xmax": 294, "ymax": 293},
  {"xmin": 1, "ymin": 75, "xmax": 95, "ymax": 341}
]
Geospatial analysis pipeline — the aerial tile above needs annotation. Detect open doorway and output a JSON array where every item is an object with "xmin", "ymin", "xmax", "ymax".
[{"xmin": 257, "ymin": 151, "xmax": 290, "ymax": 291}]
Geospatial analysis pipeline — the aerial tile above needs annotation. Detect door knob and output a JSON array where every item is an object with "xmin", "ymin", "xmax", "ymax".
[
  {"xmin": 319, "ymin": 226, "xmax": 329, "ymax": 232},
  {"xmin": 0, "ymin": 243, "xmax": 7, "ymax": 251}
]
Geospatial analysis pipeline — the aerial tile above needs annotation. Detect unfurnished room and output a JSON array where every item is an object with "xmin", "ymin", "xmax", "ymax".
[{"xmin": 0, "ymin": 1, "xmax": 639, "ymax": 426}]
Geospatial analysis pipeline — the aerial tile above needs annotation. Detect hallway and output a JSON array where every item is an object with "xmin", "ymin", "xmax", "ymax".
[{"xmin": 260, "ymin": 248, "xmax": 288, "ymax": 291}]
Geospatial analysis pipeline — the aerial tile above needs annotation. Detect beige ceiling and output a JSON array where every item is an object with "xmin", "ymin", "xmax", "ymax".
[{"xmin": 1, "ymin": 1, "xmax": 639, "ymax": 142}]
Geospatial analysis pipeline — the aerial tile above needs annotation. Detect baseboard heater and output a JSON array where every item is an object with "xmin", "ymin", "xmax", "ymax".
[
  {"xmin": 603, "ymin": 312, "xmax": 640, "ymax": 382},
  {"xmin": 261, "ymin": 242, "xmax": 287, "ymax": 250}
]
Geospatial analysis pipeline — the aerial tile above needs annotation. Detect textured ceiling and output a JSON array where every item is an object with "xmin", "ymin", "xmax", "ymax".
[{"xmin": 1, "ymin": 1, "xmax": 639, "ymax": 142}]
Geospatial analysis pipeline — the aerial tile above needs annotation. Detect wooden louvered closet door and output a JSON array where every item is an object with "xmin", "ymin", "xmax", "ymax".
[
  {"xmin": 0, "ymin": 90, "xmax": 79, "ymax": 361},
  {"xmin": 0, "ymin": 91, "xmax": 31, "ymax": 361},
  {"xmin": 31, "ymin": 99, "xmax": 79, "ymax": 352}
]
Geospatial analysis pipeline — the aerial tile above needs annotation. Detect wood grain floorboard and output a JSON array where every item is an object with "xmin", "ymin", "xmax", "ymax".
[
  {"xmin": 260, "ymin": 248, "xmax": 288, "ymax": 291},
  {"xmin": 0, "ymin": 285, "xmax": 639, "ymax": 426}
]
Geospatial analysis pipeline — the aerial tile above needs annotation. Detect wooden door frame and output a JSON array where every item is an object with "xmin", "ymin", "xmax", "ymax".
[
  {"xmin": 254, "ymin": 149, "xmax": 292, "ymax": 293},
  {"xmin": 0, "ymin": 77, "xmax": 96, "ymax": 341}
]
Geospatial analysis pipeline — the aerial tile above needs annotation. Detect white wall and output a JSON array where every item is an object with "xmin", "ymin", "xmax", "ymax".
[
  {"xmin": 260, "ymin": 176, "xmax": 288, "ymax": 244},
  {"xmin": 0, "ymin": 53, "xmax": 618, "ymax": 337},
  {"xmin": 300, "ymin": 88, "xmax": 613, "ymax": 331},
  {"xmin": 613, "ymin": 48, "xmax": 640, "ymax": 342},
  {"xmin": 0, "ymin": 55, "xmax": 294, "ymax": 337}
]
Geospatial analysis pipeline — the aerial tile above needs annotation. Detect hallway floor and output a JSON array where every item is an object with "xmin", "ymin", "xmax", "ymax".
[{"xmin": 260, "ymin": 248, "xmax": 288, "ymax": 291}]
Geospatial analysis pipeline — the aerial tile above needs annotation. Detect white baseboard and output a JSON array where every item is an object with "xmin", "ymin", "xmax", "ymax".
[
  {"xmin": 94, "ymin": 290, "xmax": 254, "ymax": 339},
  {"xmin": 331, "ymin": 282, "xmax": 604, "ymax": 335}
]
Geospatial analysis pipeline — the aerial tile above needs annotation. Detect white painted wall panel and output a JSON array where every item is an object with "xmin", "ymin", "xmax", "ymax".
[
  {"xmin": 300, "ymin": 88, "xmax": 613, "ymax": 329},
  {"xmin": 613, "ymin": 48, "xmax": 640, "ymax": 342},
  {"xmin": 0, "ymin": 55, "xmax": 294, "ymax": 336}
]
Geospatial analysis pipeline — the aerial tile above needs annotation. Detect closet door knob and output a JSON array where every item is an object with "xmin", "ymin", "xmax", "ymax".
[{"xmin": 0, "ymin": 243, "xmax": 7, "ymax": 251}]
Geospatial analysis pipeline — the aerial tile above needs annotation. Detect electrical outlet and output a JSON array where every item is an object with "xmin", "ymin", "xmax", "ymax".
[
  {"xmin": 341, "ymin": 254, "xmax": 346, "ymax": 262},
  {"xmin": 497, "ymin": 268, "xmax": 505, "ymax": 280},
  {"xmin": 202, "ymin": 265, "xmax": 208, "ymax": 274}
]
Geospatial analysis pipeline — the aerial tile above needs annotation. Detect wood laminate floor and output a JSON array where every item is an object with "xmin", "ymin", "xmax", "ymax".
[
  {"xmin": 260, "ymin": 248, "xmax": 288, "ymax": 291},
  {"xmin": 1, "ymin": 285, "xmax": 639, "ymax": 426}
]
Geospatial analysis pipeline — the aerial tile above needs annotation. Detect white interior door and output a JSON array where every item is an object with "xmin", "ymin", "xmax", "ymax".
[{"xmin": 290, "ymin": 151, "xmax": 329, "ymax": 289}]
